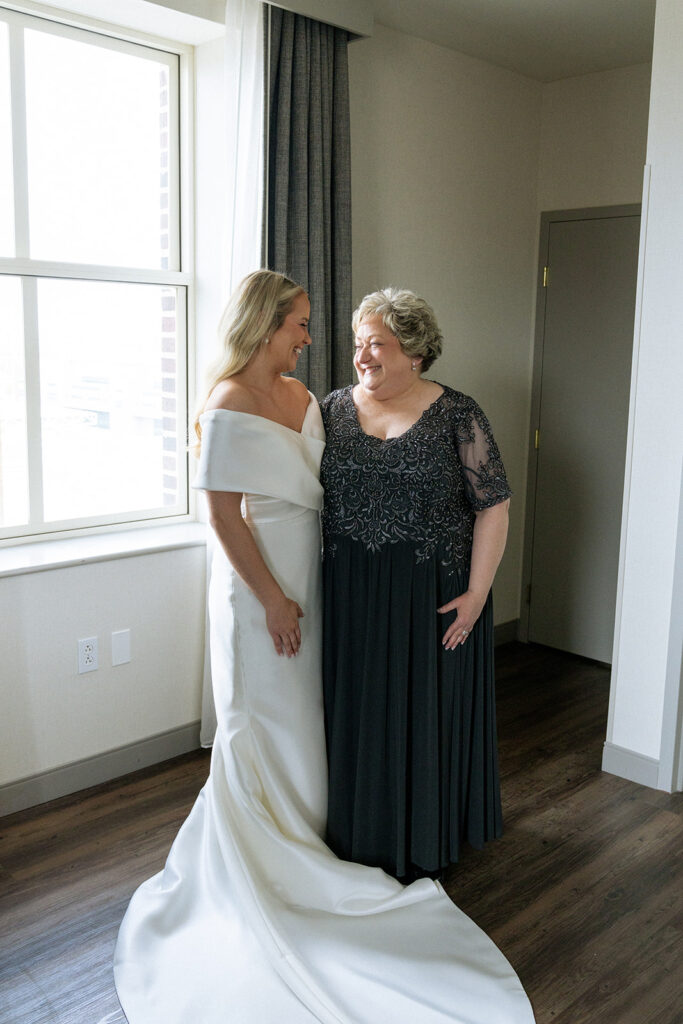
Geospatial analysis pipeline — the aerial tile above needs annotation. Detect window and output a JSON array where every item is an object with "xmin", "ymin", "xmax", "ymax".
[{"xmin": 0, "ymin": 8, "xmax": 192, "ymax": 541}]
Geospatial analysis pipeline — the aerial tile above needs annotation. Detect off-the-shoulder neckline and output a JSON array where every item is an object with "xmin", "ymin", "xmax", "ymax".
[{"xmin": 201, "ymin": 391, "xmax": 317, "ymax": 436}]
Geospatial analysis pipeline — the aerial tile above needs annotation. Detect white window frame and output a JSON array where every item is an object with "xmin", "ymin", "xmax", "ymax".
[{"xmin": 0, "ymin": 2, "xmax": 196, "ymax": 545}]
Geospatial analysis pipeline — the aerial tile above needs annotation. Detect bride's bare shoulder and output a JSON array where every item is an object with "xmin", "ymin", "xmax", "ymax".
[
  {"xmin": 204, "ymin": 378, "xmax": 257, "ymax": 414},
  {"xmin": 281, "ymin": 375, "xmax": 308, "ymax": 394},
  {"xmin": 281, "ymin": 375, "xmax": 310, "ymax": 405}
]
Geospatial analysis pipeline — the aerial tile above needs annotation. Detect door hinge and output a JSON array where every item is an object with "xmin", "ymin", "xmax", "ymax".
[
  {"xmin": 543, "ymin": 266, "xmax": 549, "ymax": 287},
  {"xmin": 534, "ymin": 428, "xmax": 540, "ymax": 450}
]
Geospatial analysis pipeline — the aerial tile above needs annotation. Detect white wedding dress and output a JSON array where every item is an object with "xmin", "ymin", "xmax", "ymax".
[{"xmin": 114, "ymin": 395, "xmax": 535, "ymax": 1024}]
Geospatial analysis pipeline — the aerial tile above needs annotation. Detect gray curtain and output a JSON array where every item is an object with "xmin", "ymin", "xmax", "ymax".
[{"xmin": 264, "ymin": 5, "xmax": 353, "ymax": 397}]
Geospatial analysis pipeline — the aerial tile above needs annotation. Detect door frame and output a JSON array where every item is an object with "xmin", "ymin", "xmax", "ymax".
[{"xmin": 519, "ymin": 204, "xmax": 641, "ymax": 645}]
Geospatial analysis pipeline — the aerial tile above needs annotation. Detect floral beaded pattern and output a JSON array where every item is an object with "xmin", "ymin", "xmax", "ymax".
[{"xmin": 319, "ymin": 385, "xmax": 511, "ymax": 569}]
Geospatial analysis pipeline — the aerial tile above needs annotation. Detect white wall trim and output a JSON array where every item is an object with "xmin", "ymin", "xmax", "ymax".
[
  {"xmin": 0, "ymin": 523, "xmax": 206, "ymax": 578},
  {"xmin": 605, "ymin": 165, "xmax": 652, "ymax": 748},
  {"xmin": 602, "ymin": 741, "xmax": 660, "ymax": 790},
  {"xmin": 0, "ymin": 721, "xmax": 202, "ymax": 817}
]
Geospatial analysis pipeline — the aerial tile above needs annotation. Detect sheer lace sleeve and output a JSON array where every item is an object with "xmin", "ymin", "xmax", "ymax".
[{"xmin": 453, "ymin": 396, "xmax": 512, "ymax": 510}]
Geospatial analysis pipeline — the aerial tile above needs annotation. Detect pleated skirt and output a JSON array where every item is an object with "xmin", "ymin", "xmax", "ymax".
[{"xmin": 322, "ymin": 536, "xmax": 503, "ymax": 880}]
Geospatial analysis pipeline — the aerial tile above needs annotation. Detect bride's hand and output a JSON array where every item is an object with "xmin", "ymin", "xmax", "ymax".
[{"xmin": 265, "ymin": 595, "xmax": 304, "ymax": 657}]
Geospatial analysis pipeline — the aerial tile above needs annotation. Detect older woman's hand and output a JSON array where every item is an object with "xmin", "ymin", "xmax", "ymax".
[
  {"xmin": 438, "ymin": 589, "xmax": 486, "ymax": 650},
  {"xmin": 438, "ymin": 501, "xmax": 510, "ymax": 650}
]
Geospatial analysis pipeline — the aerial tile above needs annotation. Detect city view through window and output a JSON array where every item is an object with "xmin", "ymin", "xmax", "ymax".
[{"xmin": 0, "ymin": 11, "xmax": 187, "ymax": 537}]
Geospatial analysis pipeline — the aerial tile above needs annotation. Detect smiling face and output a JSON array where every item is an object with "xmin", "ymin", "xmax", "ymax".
[
  {"xmin": 353, "ymin": 316, "xmax": 421, "ymax": 397},
  {"xmin": 269, "ymin": 292, "xmax": 311, "ymax": 372}
]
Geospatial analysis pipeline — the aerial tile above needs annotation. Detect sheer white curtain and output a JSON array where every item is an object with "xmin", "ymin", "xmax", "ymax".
[
  {"xmin": 225, "ymin": 0, "xmax": 265, "ymax": 292},
  {"xmin": 200, "ymin": 0, "xmax": 265, "ymax": 745}
]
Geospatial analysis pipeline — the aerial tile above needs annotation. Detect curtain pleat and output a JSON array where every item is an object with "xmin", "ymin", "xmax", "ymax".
[{"xmin": 264, "ymin": 6, "xmax": 353, "ymax": 396}]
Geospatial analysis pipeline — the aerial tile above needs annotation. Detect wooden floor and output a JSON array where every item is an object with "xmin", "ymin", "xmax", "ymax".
[{"xmin": 1, "ymin": 643, "xmax": 681, "ymax": 1023}]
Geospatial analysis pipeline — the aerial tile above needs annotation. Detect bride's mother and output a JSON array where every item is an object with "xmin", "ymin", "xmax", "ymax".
[{"xmin": 320, "ymin": 287, "xmax": 511, "ymax": 883}]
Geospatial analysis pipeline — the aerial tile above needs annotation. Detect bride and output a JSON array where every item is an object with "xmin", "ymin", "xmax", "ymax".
[{"xmin": 114, "ymin": 270, "xmax": 535, "ymax": 1023}]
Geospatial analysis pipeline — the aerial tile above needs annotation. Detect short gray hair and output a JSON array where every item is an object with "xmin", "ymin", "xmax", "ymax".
[{"xmin": 352, "ymin": 287, "xmax": 443, "ymax": 371}]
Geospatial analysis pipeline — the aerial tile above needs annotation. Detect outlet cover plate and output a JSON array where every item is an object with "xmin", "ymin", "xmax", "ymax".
[{"xmin": 112, "ymin": 629, "xmax": 131, "ymax": 666}]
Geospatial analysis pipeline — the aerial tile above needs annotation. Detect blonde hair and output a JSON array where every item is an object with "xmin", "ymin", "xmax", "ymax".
[
  {"xmin": 352, "ymin": 287, "xmax": 443, "ymax": 372},
  {"xmin": 193, "ymin": 270, "xmax": 304, "ymax": 451}
]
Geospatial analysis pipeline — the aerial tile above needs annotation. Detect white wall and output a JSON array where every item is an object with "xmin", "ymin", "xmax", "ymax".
[
  {"xmin": 605, "ymin": 0, "xmax": 683, "ymax": 787},
  {"xmin": 537, "ymin": 63, "xmax": 651, "ymax": 212},
  {"xmin": 349, "ymin": 24, "xmax": 542, "ymax": 625},
  {"xmin": 0, "ymin": 547, "xmax": 206, "ymax": 790}
]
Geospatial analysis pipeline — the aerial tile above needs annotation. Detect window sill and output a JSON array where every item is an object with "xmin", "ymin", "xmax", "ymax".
[{"xmin": 0, "ymin": 522, "xmax": 207, "ymax": 578}]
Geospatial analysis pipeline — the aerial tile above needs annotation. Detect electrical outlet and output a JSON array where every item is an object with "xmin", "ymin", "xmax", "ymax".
[{"xmin": 78, "ymin": 636, "xmax": 98, "ymax": 674}]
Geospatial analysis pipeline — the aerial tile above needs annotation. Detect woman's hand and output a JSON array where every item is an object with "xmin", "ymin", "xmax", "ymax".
[
  {"xmin": 438, "ymin": 500, "xmax": 510, "ymax": 651},
  {"xmin": 437, "ymin": 589, "xmax": 486, "ymax": 650},
  {"xmin": 265, "ymin": 595, "xmax": 304, "ymax": 657}
]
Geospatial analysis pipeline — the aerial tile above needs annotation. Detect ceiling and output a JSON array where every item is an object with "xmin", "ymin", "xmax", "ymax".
[{"xmin": 372, "ymin": 0, "xmax": 656, "ymax": 82}]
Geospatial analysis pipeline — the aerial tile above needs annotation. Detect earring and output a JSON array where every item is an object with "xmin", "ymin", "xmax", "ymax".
[
  {"xmin": 264, "ymin": 337, "xmax": 270, "ymax": 345},
  {"xmin": 411, "ymin": 362, "xmax": 417, "ymax": 371}
]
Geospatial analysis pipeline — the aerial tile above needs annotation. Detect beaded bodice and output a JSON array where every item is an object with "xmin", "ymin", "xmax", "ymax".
[{"xmin": 320, "ymin": 385, "xmax": 511, "ymax": 569}]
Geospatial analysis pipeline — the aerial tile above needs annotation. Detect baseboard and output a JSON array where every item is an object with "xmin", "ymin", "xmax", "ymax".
[
  {"xmin": 494, "ymin": 619, "xmax": 520, "ymax": 646},
  {"xmin": 0, "ymin": 721, "xmax": 202, "ymax": 818},
  {"xmin": 602, "ymin": 741, "xmax": 660, "ymax": 790}
]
